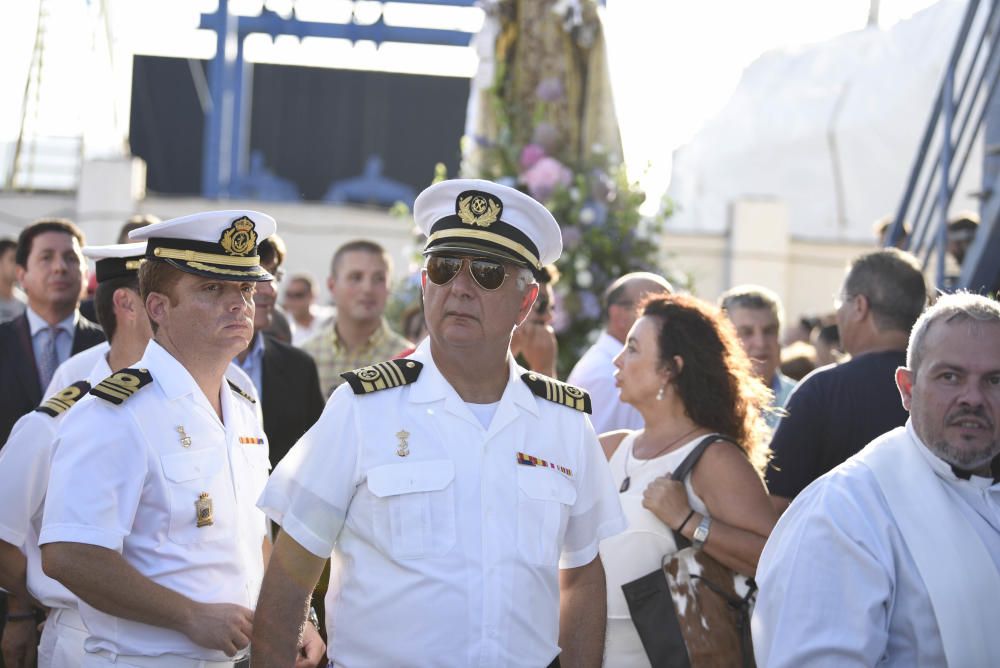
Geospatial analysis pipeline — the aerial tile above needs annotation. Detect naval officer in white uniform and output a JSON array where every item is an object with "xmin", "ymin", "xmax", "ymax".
[
  {"xmin": 39, "ymin": 212, "xmax": 323, "ymax": 667},
  {"xmin": 253, "ymin": 179, "xmax": 626, "ymax": 668}
]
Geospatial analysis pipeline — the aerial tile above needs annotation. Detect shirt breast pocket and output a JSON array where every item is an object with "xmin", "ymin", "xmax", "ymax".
[
  {"xmin": 161, "ymin": 449, "xmax": 235, "ymax": 545},
  {"xmin": 517, "ymin": 466, "xmax": 577, "ymax": 566},
  {"xmin": 366, "ymin": 460, "xmax": 456, "ymax": 559}
]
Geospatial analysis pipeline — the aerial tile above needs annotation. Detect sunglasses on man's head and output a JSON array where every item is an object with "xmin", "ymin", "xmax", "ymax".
[{"xmin": 425, "ymin": 255, "xmax": 511, "ymax": 291}]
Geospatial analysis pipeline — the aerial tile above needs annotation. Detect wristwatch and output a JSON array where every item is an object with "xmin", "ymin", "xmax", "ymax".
[
  {"xmin": 307, "ymin": 606, "xmax": 321, "ymax": 630},
  {"xmin": 692, "ymin": 515, "xmax": 712, "ymax": 550}
]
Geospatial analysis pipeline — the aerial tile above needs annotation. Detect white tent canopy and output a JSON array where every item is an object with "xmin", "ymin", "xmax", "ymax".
[{"xmin": 666, "ymin": 0, "xmax": 981, "ymax": 242}]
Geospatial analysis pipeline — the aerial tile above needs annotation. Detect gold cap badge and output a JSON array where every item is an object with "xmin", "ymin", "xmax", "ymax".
[
  {"xmin": 457, "ymin": 191, "xmax": 502, "ymax": 227},
  {"xmin": 219, "ymin": 216, "xmax": 258, "ymax": 256}
]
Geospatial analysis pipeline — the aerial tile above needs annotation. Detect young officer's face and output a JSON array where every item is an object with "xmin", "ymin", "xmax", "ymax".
[{"xmin": 155, "ymin": 272, "xmax": 257, "ymax": 361}]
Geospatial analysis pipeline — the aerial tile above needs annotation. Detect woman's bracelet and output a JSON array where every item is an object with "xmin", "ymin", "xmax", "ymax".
[
  {"xmin": 676, "ymin": 509, "xmax": 697, "ymax": 534},
  {"xmin": 5, "ymin": 612, "xmax": 36, "ymax": 622}
]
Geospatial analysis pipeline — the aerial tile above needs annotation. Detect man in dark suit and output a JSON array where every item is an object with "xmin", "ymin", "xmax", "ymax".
[
  {"xmin": 0, "ymin": 219, "xmax": 105, "ymax": 446},
  {"xmin": 234, "ymin": 234, "xmax": 325, "ymax": 468}
]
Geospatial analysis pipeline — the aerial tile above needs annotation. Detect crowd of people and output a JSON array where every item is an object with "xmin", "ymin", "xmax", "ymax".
[{"xmin": 0, "ymin": 179, "xmax": 997, "ymax": 668}]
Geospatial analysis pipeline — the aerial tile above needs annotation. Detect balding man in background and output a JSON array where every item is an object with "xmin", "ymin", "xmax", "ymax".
[{"xmin": 567, "ymin": 272, "xmax": 672, "ymax": 434}]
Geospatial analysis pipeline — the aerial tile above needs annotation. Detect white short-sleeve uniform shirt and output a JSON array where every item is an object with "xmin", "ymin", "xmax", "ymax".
[
  {"xmin": 40, "ymin": 340, "xmax": 271, "ymax": 661},
  {"xmin": 258, "ymin": 340, "xmax": 626, "ymax": 667},
  {"xmin": 0, "ymin": 361, "xmax": 107, "ymax": 610}
]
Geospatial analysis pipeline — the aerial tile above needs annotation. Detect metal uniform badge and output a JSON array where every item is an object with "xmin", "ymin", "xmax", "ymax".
[
  {"xmin": 177, "ymin": 426, "xmax": 192, "ymax": 448},
  {"xmin": 396, "ymin": 429, "xmax": 410, "ymax": 457},
  {"xmin": 195, "ymin": 492, "xmax": 214, "ymax": 527}
]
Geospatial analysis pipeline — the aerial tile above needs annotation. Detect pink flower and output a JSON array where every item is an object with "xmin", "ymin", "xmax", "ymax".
[
  {"xmin": 519, "ymin": 143, "xmax": 546, "ymax": 170},
  {"xmin": 521, "ymin": 156, "xmax": 572, "ymax": 201}
]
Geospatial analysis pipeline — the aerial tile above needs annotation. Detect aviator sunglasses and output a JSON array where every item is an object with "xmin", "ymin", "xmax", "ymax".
[{"xmin": 425, "ymin": 255, "xmax": 511, "ymax": 291}]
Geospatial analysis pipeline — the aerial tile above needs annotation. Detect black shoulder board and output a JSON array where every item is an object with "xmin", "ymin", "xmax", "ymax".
[
  {"xmin": 90, "ymin": 368, "xmax": 153, "ymax": 405},
  {"xmin": 227, "ymin": 379, "xmax": 257, "ymax": 404},
  {"xmin": 36, "ymin": 380, "xmax": 92, "ymax": 417},
  {"xmin": 341, "ymin": 359, "xmax": 423, "ymax": 395},
  {"xmin": 521, "ymin": 372, "xmax": 592, "ymax": 414}
]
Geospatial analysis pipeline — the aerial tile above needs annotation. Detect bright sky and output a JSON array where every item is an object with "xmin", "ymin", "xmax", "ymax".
[{"xmin": 0, "ymin": 0, "xmax": 942, "ymax": 198}]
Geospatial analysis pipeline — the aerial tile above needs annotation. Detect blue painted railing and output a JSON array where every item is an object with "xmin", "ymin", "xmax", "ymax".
[{"xmin": 889, "ymin": 0, "xmax": 1000, "ymax": 292}]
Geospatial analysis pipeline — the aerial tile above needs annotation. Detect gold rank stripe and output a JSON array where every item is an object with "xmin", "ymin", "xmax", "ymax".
[
  {"xmin": 154, "ymin": 247, "xmax": 260, "ymax": 267},
  {"xmin": 426, "ymin": 228, "xmax": 542, "ymax": 270},
  {"xmin": 94, "ymin": 381, "xmax": 131, "ymax": 400},
  {"xmin": 543, "ymin": 378, "xmax": 586, "ymax": 411},
  {"xmin": 360, "ymin": 361, "xmax": 406, "ymax": 393},
  {"xmin": 44, "ymin": 398, "xmax": 75, "ymax": 412},
  {"xmin": 90, "ymin": 368, "xmax": 154, "ymax": 405},
  {"xmin": 186, "ymin": 261, "xmax": 268, "ymax": 277}
]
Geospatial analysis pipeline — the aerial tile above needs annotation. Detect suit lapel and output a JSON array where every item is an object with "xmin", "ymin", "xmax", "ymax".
[{"xmin": 14, "ymin": 315, "xmax": 42, "ymax": 403}]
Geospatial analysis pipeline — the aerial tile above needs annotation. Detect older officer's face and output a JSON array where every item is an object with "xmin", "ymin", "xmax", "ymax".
[
  {"xmin": 897, "ymin": 318, "xmax": 1000, "ymax": 473},
  {"xmin": 153, "ymin": 272, "xmax": 257, "ymax": 360},
  {"xmin": 421, "ymin": 254, "xmax": 538, "ymax": 352}
]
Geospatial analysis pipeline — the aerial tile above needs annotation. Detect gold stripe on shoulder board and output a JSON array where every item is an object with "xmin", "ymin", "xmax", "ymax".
[
  {"xmin": 36, "ymin": 380, "xmax": 92, "ymax": 417},
  {"xmin": 341, "ymin": 359, "xmax": 423, "ymax": 395},
  {"xmin": 90, "ymin": 368, "xmax": 154, "ymax": 405},
  {"xmin": 520, "ymin": 372, "xmax": 592, "ymax": 414}
]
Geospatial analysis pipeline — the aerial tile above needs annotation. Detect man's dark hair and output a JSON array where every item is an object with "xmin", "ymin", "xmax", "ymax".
[
  {"xmin": 94, "ymin": 275, "xmax": 140, "ymax": 340},
  {"xmin": 843, "ymin": 248, "xmax": 928, "ymax": 333},
  {"xmin": 259, "ymin": 233, "xmax": 287, "ymax": 268},
  {"xmin": 15, "ymin": 219, "xmax": 85, "ymax": 267},
  {"xmin": 117, "ymin": 214, "xmax": 160, "ymax": 244},
  {"xmin": 0, "ymin": 238, "xmax": 16, "ymax": 258},
  {"xmin": 330, "ymin": 240, "xmax": 390, "ymax": 278}
]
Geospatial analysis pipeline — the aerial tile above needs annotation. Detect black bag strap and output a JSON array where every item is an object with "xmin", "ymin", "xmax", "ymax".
[
  {"xmin": 669, "ymin": 433, "xmax": 739, "ymax": 482},
  {"xmin": 670, "ymin": 433, "xmax": 739, "ymax": 549}
]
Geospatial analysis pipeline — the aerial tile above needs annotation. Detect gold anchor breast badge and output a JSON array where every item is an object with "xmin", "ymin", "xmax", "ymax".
[
  {"xmin": 195, "ymin": 492, "xmax": 214, "ymax": 527},
  {"xmin": 177, "ymin": 426, "xmax": 192, "ymax": 448},
  {"xmin": 396, "ymin": 429, "xmax": 410, "ymax": 457}
]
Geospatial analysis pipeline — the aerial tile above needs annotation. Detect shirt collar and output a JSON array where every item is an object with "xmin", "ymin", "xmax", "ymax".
[
  {"xmin": 26, "ymin": 306, "xmax": 77, "ymax": 337},
  {"xmin": 332, "ymin": 318, "xmax": 389, "ymax": 353},
  {"xmin": 246, "ymin": 332, "xmax": 266, "ymax": 361},
  {"xmin": 406, "ymin": 339, "xmax": 539, "ymax": 417},
  {"xmin": 139, "ymin": 339, "xmax": 204, "ymax": 402},
  {"xmin": 906, "ymin": 420, "xmax": 1000, "ymax": 487}
]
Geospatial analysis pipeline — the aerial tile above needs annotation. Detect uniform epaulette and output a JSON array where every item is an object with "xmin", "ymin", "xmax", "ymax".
[
  {"xmin": 35, "ymin": 380, "xmax": 92, "ymax": 417},
  {"xmin": 89, "ymin": 368, "xmax": 153, "ymax": 405},
  {"xmin": 227, "ymin": 379, "xmax": 257, "ymax": 404},
  {"xmin": 341, "ymin": 359, "xmax": 423, "ymax": 395},
  {"xmin": 521, "ymin": 372, "xmax": 592, "ymax": 414}
]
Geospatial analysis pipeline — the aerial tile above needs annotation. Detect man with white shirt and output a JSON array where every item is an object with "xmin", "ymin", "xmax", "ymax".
[
  {"xmin": 752, "ymin": 292, "xmax": 1000, "ymax": 667},
  {"xmin": 0, "ymin": 243, "xmax": 147, "ymax": 668},
  {"xmin": 252, "ymin": 179, "xmax": 625, "ymax": 667},
  {"xmin": 39, "ymin": 212, "xmax": 322, "ymax": 667},
  {"xmin": 567, "ymin": 272, "xmax": 672, "ymax": 434}
]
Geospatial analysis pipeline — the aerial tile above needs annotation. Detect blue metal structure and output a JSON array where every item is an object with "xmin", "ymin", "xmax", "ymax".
[
  {"xmin": 198, "ymin": 0, "xmax": 476, "ymax": 199},
  {"xmin": 889, "ymin": 0, "xmax": 1000, "ymax": 293}
]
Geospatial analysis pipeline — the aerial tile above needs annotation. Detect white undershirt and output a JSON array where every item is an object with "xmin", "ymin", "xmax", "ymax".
[{"xmin": 465, "ymin": 401, "xmax": 501, "ymax": 429}]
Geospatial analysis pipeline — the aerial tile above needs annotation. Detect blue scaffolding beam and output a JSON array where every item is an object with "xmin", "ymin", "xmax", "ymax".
[{"xmin": 198, "ymin": 0, "xmax": 476, "ymax": 199}]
